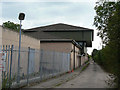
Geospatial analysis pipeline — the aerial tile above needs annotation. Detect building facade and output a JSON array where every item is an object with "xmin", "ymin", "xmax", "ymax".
[{"xmin": 23, "ymin": 23, "xmax": 94, "ymax": 70}]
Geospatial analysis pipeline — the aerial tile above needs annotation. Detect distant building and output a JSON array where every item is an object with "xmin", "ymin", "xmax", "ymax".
[{"xmin": 23, "ymin": 23, "xmax": 94, "ymax": 70}]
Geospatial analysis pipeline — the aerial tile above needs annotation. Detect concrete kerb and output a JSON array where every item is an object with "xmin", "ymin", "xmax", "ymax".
[
  {"xmin": 12, "ymin": 60, "xmax": 90, "ymax": 88},
  {"xmin": 11, "ymin": 71, "xmax": 69, "ymax": 88}
]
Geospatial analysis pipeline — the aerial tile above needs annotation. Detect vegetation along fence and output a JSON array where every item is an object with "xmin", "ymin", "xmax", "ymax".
[{"xmin": 0, "ymin": 45, "xmax": 70, "ymax": 88}]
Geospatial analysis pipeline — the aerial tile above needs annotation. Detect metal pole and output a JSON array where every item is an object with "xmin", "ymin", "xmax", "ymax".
[
  {"xmin": 2, "ymin": 45, "xmax": 4, "ymax": 85},
  {"xmin": 7, "ymin": 45, "xmax": 10, "ymax": 78},
  {"xmin": 27, "ymin": 47, "xmax": 30, "ymax": 85},
  {"xmin": 40, "ymin": 49, "xmax": 43, "ymax": 80},
  {"xmin": 17, "ymin": 20, "xmax": 22, "ymax": 83},
  {"xmin": 5, "ymin": 45, "xmax": 7, "ymax": 78},
  {"xmin": 73, "ymin": 45, "xmax": 75, "ymax": 70},
  {"xmin": 9, "ymin": 45, "xmax": 13, "ymax": 88},
  {"xmin": 52, "ymin": 51, "xmax": 55, "ymax": 76}
]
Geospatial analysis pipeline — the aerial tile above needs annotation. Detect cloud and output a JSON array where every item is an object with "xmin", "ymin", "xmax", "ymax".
[
  {"xmin": 0, "ymin": 1, "xmax": 102, "ymax": 54},
  {"xmin": 1, "ymin": 2, "xmax": 96, "ymax": 29},
  {"xmin": 1, "ymin": 0, "xmax": 98, "ymax": 2}
]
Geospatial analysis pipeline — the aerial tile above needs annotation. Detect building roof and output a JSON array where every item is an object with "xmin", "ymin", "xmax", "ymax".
[
  {"xmin": 23, "ymin": 23, "xmax": 94, "ymax": 47},
  {"xmin": 24, "ymin": 23, "xmax": 93, "ymax": 32}
]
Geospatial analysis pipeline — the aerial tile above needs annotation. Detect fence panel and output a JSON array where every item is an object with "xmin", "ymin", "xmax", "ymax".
[
  {"xmin": 1, "ymin": 45, "xmax": 70, "ymax": 88},
  {"xmin": 29, "ymin": 48, "xmax": 35, "ymax": 74}
]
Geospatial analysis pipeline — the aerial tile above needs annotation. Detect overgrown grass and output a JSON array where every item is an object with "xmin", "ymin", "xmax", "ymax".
[
  {"xmin": 81, "ymin": 63, "xmax": 90, "ymax": 72},
  {"xmin": 2, "ymin": 74, "xmax": 16, "ymax": 89},
  {"xmin": 92, "ymin": 46, "xmax": 120, "ymax": 89}
]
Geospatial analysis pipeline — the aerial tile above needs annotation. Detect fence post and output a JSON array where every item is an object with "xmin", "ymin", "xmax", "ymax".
[
  {"xmin": 40, "ymin": 49, "xmax": 43, "ymax": 80},
  {"xmin": 5, "ymin": 45, "xmax": 7, "ymax": 78},
  {"xmin": 27, "ymin": 47, "xmax": 30, "ymax": 85},
  {"xmin": 62, "ymin": 53, "xmax": 64, "ymax": 73},
  {"xmin": 9, "ymin": 45, "xmax": 13, "ymax": 88},
  {"xmin": 2, "ymin": 45, "xmax": 5, "ymax": 83},
  {"xmin": 5, "ymin": 45, "xmax": 7, "ymax": 54},
  {"xmin": 7, "ymin": 45, "xmax": 10, "ymax": 78},
  {"xmin": 39, "ymin": 50, "xmax": 41, "ymax": 73},
  {"xmin": 0, "ymin": 45, "xmax": 2, "ymax": 89},
  {"xmin": 58, "ymin": 52, "xmax": 60, "ymax": 74},
  {"xmin": 52, "ymin": 51, "xmax": 55, "ymax": 76},
  {"xmin": 68, "ymin": 54, "xmax": 70, "ymax": 72}
]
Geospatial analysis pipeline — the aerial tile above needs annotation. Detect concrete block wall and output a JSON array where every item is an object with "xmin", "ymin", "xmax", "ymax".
[{"xmin": 0, "ymin": 26, "xmax": 40, "ymax": 49}]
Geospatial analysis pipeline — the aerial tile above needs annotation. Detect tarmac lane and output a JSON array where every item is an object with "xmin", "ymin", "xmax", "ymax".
[
  {"xmin": 55, "ymin": 61, "xmax": 110, "ymax": 88},
  {"xmin": 26, "ymin": 61, "xmax": 111, "ymax": 88}
]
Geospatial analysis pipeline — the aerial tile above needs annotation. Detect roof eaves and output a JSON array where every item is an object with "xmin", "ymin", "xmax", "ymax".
[
  {"xmin": 24, "ymin": 23, "xmax": 94, "ymax": 32},
  {"xmin": 43, "ymin": 29, "xmax": 93, "ymax": 32},
  {"xmin": 40, "ymin": 39, "xmax": 73, "ymax": 42}
]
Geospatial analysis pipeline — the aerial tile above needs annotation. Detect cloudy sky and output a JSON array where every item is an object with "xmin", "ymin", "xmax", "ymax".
[{"xmin": 0, "ymin": 0, "xmax": 102, "ymax": 55}]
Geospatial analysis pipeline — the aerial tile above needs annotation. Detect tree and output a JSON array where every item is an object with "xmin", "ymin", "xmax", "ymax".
[
  {"xmin": 94, "ymin": 1, "xmax": 120, "ymax": 88},
  {"xmin": 2, "ymin": 21, "xmax": 21, "ymax": 32},
  {"xmin": 92, "ymin": 49, "xmax": 98, "ymax": 57},
  {"xmin": 94, "ymin": 2, "xmax": 119, "ymax": 44}
]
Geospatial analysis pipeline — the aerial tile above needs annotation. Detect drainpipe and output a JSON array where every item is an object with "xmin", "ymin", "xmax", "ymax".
[
  {"xmin": 79, "ymin": 50, "xmax": 81, "ymax": 67},
  {"xmin": 73, "ymin": 45, "xmax": 75, "ymax": 70}
]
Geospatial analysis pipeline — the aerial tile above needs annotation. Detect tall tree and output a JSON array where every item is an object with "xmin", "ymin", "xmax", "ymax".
[{"xmin": 94, "ymin": 1, "xmax": 120, "ymax": 88}]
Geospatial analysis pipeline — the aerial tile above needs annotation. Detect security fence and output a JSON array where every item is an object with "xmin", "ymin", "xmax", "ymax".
[{"xmin": 0, "ymin": 45, "xmax": 70, "ymax": 88}]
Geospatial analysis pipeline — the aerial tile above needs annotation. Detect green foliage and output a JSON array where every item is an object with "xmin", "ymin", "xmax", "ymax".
[
  {"xmin": 81, "ymin": 63, "xmax": 90, "ymax": 72},
  {"xmin": 94, "ymin": 2, "xmax": 119, "ymax": 44},
  {"xmin": 2, "ymin": 76, "xmax": 9, "ymax": 89},
  {"xmin": 93, "ymin": 1, "xmax": 120, "ymax": 88},
  {"xmin": 2, "ymin": 73, "xmax": 16, "ymax": 89},
  {"xmin": 87, "ymin": 53, "xmax": 92, "ymax": 60},
  {"xmin": 2, "ymin": 21, "xmax": 21, "ymax": 32},
  {"xmin": 92, "ymin": 49, "xmax": 98, "ymax": 58}
]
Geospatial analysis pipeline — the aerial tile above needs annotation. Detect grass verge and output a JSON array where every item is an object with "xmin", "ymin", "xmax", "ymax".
[{"xmin": 80, "ymin": 62, "xmax": 90, "ymax": 73}]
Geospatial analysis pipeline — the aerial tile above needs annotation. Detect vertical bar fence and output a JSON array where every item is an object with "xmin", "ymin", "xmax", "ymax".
[{"xmin": 1, "ymin": 45, "xmax": 70, "ymax": 88}]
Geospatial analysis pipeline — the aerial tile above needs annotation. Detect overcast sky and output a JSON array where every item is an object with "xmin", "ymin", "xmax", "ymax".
[{"xmin": 0, "ymin": 0, "xmax": 102, "ymax": 55}]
